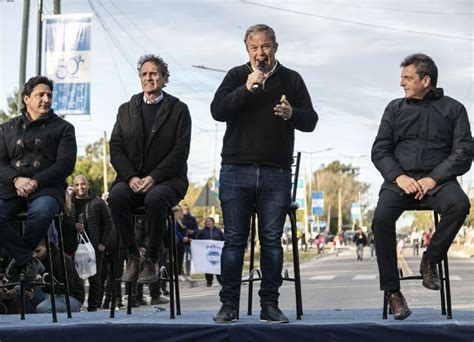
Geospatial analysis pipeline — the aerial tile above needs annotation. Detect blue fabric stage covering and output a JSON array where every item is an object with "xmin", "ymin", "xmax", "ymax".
[{"xmin": 0, "ymin": 308, "xmax": 472, "ymax": 342}]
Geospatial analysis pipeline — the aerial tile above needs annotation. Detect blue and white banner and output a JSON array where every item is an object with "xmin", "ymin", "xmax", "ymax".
[
  {"xmin": 295, "ymin": 178, "xmax": 305, "ymax": 209},
  {"xmin": 191, "ymin": 240, "xmax": 224, "ymax": 275},
  {"xmin": 44, "ymin": 14, "xmax": 92, "ymax": 115},
  {"xmin": 312, "ymin": 191, "xmax": 324, "ymax": 215},
  {"xmin": 351, "ymin": 202, "xmax": 361, "ymax": 221}
]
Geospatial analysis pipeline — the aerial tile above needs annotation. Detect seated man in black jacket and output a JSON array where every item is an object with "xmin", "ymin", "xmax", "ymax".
[
  {"xmin": 371, "ymin": 53, "xmax": 472, "ymax": 320},
  {"xmin": 0, "ymin": 76, "xmax": 77, "ymax": 284},
  {"xmin": 22, "ymin": 240, "xmax": 84, "ymax": 313},
  {"xmin": 108, "ymin": 54, "xmax": 191, "ymax": 284}
]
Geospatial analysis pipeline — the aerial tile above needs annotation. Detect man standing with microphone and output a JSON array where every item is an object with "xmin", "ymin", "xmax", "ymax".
[{"xmin": 211, "ymin": 24, "xmax": 318, "ymax": 323}]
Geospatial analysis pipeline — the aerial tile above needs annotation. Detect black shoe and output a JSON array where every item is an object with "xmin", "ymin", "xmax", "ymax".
[
  {"xmin": 21, "ymin": 257, "xmax": 45, "ymax": 283},
  {"xmin": 213, "ymin": 304, "xmax": 238, "ymax": 323},
  {"xmin": 121, "ymin": 254, "xmax": 141, "ymax": 282},
  {"xmin": 420, "ymin": 252, "xmax": 441, "ymax": 290},
  {"xmin": 87, "ymin": 307, "xmax": 98, "ymax": 312},
  {"xmin": 102, "ymin": 300, "xmax": 110, "ymax": 309},
  {"xmin": 206, "ymin": 282, "xmax": 212, "ymax": 287},
  {"xmin": 137, "ymin": 257, "xmax": 159, "ymax": 284},
  {"xmin": 260, "ymin": 304, "xmax": 289, "ymax": 323},
  {"xmin": 386, "ymin": 290, "xmax": 412, "ymax": 320},
  {"xmin": 5, "ymin": 259, "xmax": 23, "ymax": 281}
]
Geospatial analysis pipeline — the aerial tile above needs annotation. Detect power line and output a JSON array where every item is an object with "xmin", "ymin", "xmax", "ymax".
[
  {"xmin": 241, "ymin": 0, "xmax": 473, "ymax": 41},
  {"xmin": 87, "ymin": 0, "xmax": 136, "ymax": 71},
  {"xmin": 312, "ymin": 1, "xmax": 472, "ymax": 16}
]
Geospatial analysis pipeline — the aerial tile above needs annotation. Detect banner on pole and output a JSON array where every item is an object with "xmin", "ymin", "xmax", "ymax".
[
  {"xmin": 191, "ymin": 240, "xmax": 224, "ymax": 275},
  {"xmin": 351, "ymin": 202, "xmax": 361, "ymax": 221},
  {"xmin": 295, "ymin": 178, "xmax": 305, "ymax": 209},
  {"xmin": 44, "ymin": 13, "xmax": 92, "ymax": 115},
  {"xmin": 312, "ymin": 191, "xmax": 324, "ymax": 215}
]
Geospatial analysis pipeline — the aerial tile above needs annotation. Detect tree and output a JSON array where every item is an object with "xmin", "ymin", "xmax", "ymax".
[
  {"xmin": 310, "ymin": 161, "xmax": 370, "ymax": 234},
  {"xmin": 410, "ymin": 211, "xmax": 436, "ymax": 231},
  {"xmin": 0, "ymin": 90, "xmax": 20, "ymax": 123},
  {"xmin": 68, "ymin": 137, "xmax": 116, "ymax": 195}
]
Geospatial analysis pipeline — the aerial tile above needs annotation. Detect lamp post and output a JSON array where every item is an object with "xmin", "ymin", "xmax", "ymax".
[{"xmin": 298, "ymin": 148, "xmax": 333, "ymax": 238}]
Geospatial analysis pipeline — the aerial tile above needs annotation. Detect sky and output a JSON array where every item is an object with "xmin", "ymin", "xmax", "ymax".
[{"xmin": 0, "ymin": 0, "xmax": 473, "ymax": 209}]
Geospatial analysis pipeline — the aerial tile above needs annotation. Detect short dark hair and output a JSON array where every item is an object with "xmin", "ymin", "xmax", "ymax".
[
  {"xmin": 21, "ymin": 76, "xmax": 54, "ymax": 108},
  {"xmin": 137, "ymin": 54, "xmax": 170, "ymax": 87},
  {"xmin": 400, "ymin": 53, "xmax": 438, "ymax": 87},
  {"xmin": 244, "ymin": 24, "xmax": 278, "ymax": 47}
]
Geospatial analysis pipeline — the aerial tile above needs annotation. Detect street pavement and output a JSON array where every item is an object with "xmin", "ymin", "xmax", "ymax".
[
  {"xmin": 119, "ymin": 245, "xmax": 474, "ymax": 314},
  {"xmin": 173, "ymin": 245, "xmax": 474, "ymax": 312}
]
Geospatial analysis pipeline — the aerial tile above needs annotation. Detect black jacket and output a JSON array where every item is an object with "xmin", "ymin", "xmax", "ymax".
[
  {"xmin": 211, "ymin": 62, "xmax": 318, "ymax": 169},
  {"xmin": 64, "ymin": 190, "xmax": 114, "ymax": 249},
  {"xmin": 0, "ymin": 110, "xmax": 77, "ymax": 208},
  {"xmin": 372, "ymin": 88, "xmax": 472, "ymax": 194},
  {"xmin": 110, "ymin": 92, "xmax": 191, "ymax": 198}
]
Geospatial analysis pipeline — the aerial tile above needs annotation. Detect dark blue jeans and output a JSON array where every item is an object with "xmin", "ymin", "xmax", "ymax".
[
  {"xmin": 0, "ymin": 196, "xmax": 59, "ymax": 265},
  {"xmin": 218, "ymin": 164, "xmax": 291, "ymax": 308}
]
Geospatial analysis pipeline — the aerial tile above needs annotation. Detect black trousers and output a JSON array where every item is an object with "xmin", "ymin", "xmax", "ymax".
[
  {"xmin": 100, "ymin": 248, "xmax": 127, "ymax": 304},
  {"xmin": 87, "ymin": 249, "xmax": 104, "ymax": 310},
  {"xmin": 108, "ymin": 182, "xmax": 180, "ymax": 259},
  {"xmin": 372, "ymin": 182, "xmax": 470, "ymax": 291}
]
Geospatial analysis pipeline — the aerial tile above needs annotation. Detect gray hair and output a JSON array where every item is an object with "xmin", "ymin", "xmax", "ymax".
[
  {"xmin": 400, "ymin": 53, "xmax": 438, "ymax": 87},
  {"xmin": 244, "ymin": 24, "xmax": 278, "ymax": 47},
  {"xmin": 137, "ymin": 54, "xmax": 170, "ymax": 87}
]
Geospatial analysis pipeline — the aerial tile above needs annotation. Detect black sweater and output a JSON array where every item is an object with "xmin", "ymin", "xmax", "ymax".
[{"xmin": 211, "ymin": 62, "xmax": 318, "ymax": 169}]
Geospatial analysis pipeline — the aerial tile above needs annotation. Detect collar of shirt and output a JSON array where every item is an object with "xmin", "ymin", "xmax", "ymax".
[
  {"xmin": 143, "ymin": 93, "xmax": 164, "ymax": 104},
  {"xmin": 252, "ymin": 60, "xmax": 278, "ymax": 77}
]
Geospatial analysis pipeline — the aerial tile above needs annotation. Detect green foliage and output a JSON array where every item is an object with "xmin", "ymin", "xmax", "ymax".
[
  {"xmin": 410, "ymin": 211, "xmax": 436, "ymax": 230},
  {"xmin": 0, "ymin": 89, "xmax": 20, "ymax": 123},
  {"xmin": 68, "ymin": 137, "xmax": 116, "ymax": 195},
  {"xmin": 311, "ymin": 161, "xmax": 370, "ymax": 233}
]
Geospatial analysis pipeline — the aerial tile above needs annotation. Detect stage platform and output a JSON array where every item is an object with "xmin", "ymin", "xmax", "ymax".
[{"xmin": 0, "ymin": 308, "xmax": 472, "ymax": 342}]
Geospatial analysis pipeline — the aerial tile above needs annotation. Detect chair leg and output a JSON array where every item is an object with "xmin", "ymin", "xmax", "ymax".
[
  {"xmin": 443, "ymin": 256, "xmax": 452, "ymax": 319},
  {"xmin": 45, "ymin": 234, "xmax": 58, "ymax": 323},
  {"xmin": 382, "ymin": 291, "xmax": 388, "ymax": 319},
  {"xmin": 438, "ymin": 262, "xmax": 446, "ymax": 316},
  {"xmin": 170, "ymin": 213, "xmax": 181, "ymax": 315},
  {"xmin": 20, "ymin": 283, "xmax": 26, "ymax": 320},
  {"xmin": 126, "ymin": 281, "xmax": 132, "ymax": 315},
  {"xmin": 168, "ymin": 217, "xmax": 175, "ymax": 319},
  {"xmin": 110, "ymin": 232, "xmax": 121, "ymax": 318},
  {"xmin": 55, "ymin": 216, "xmax": 72, "ymax": 318},
  {"xmin": 289, "ymin": 209, "xmax": 303, "ymax": 319},
  {"xmin": 247, "ymin": 213, "xmax": 256, "ymax": 316}
]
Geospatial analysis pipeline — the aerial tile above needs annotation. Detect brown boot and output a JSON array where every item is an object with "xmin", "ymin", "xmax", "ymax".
[
  {"xmin": 137, "ymin": 257, "xmax": 159, "ymax": 284},
  {"xmin": 386, "ymin": 290, "xmax": 412, "ymax": 320},
  {"xmin": 121, "ymin": 254, "xmax": 141, "ymax": 282},
  {"xmin": 420, "ymin": 252, "xmax": 441, "ymax": 290}
]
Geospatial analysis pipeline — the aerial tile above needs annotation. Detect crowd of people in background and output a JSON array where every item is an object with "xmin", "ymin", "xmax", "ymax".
[{"xmin": 0, "ymin": 173, "xmax": 226, "ymax": 314}]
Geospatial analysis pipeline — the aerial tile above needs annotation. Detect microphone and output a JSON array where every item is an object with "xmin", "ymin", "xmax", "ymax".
[{"xmin": 251, "ymin": 59, "xmax": 266, "ymax": 93}]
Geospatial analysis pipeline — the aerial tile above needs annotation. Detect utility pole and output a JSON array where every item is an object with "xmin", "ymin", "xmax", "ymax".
[
  {"xmin": 102, "ymin": 131, "xmax": 109, "ymax": 193},
  {"xmin": 337, "ymin": 187, "xmax": 342, "ymax": 234},
  {"xmin": 53, "ymin": 0, "xmax": 61, "ymax": 14},
  {"xmin": 35, "ymin": 0, "xmax": 43, "ymax": 76},
  {"xmin": 19, "ymin": 0, "xmax": 31, "ymax": 99}
]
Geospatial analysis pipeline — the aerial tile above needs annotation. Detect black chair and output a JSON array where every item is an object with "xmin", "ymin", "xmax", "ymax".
[
  {"xmin": 242, "ymin": 152, "xmax": 303, "ymax": 320},
  {"xmin": 110, "ymin": 206, "xmax": 181, "ymax": 319},
  {"xmin": 383, "ymin": 210, "xmax": 452, "ymax": 319},
  {"xmin": 0, "ymin": 213, "xmax": 72, "ymax": 322}
]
